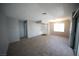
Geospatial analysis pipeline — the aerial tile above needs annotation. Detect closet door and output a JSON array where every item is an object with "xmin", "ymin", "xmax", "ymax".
[
  {"xmin": 74, "ymin": 17, "xmax": 79, "ymax": 55},
  {"xmin": 70, "ymin": 12, "xmax": 77, "ymax": 49},
  {"xmin": 72, "ymin": 8, "xmax": 79, "ymax": 55},
  {"xmin": 70, "ymin": 8, "xmax": 79, "ymax": 55}
]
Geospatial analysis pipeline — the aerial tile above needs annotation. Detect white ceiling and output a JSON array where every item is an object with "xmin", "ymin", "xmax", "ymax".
[{"xmin": 0, "ymin": 3, "xmax": 79, "ymax": 22}]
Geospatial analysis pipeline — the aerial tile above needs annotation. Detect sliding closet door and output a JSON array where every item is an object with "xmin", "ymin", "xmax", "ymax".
[
  {"xmin": 75, "ymin": 17, "xmax": 79, "ymax": 55},
  {"xmin": 70, "ymin": 16, "xmax": 77, "ymax": 49},
  {"xmin": 70, "ymin": 9, "xmax": 79, "ymax": 55},
  {"xmin": 74, "ymin": 17, "xmax": 79, "ymax": 55}
]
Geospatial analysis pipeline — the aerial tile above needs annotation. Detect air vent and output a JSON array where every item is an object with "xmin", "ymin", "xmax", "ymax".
[
  {"xmin": 35, "ymin": 20, "xmax": 41, "ymax": 23},
  {"xmin": 42, "ymin": 12, "xmax": 47, "ymax": 15}
]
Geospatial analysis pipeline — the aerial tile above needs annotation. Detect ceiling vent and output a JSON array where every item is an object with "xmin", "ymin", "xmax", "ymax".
[
  {"xmin": 35, "ymin": 20, "xmax": 42, "ymax": 23},
  {"xmin": 42, "ymin": 12, "xmax": 47, "ymax": 15}
]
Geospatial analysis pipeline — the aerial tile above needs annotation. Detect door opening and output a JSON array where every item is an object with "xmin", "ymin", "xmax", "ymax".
[{"xmin": 19, "ymin": 20, "xmax": 27, "ymax": 39}]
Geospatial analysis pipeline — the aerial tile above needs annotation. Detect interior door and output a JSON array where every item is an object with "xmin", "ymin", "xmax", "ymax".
[
  {"xmin": 71, "ymin": 8, "xmax": 79, "ymax": 55},
  {"xmin": 75, "ymin": 17, "xmax": 79, "ymax": 55},
  {"xmin": 74, "ymin": 17, "xmax": 79, "ymax": 55},
  {"xmin": 70, "ymin": 12, "xmax": 77, "ymax": 49}
]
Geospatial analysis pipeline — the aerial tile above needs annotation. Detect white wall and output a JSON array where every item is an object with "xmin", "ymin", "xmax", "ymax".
[
  {"xmin": 41, "ymin": 24, "xmax": 48, "ymax": 34},
  {"xmin": 27, "ymin": 20, "xmax": 42, "ymax": 38},
  {"xmin": 0, "ymin": 12, "xmax": 20, "ymax": 55},
  {"xmin": 0, "ymin": 12, "xmax": 43, "ymax": 55},
  {"xmin": 7, "ymin": 17, "xmax": 20, "ymax": 43},
  {"xmin": 0, "ymin": 13, "xmax": 9, "ymax": 55}
]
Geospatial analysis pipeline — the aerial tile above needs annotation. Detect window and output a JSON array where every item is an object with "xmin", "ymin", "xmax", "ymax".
[{"xmin": 54, "ymin": 23, "xmax": 64, "ymax": 32}]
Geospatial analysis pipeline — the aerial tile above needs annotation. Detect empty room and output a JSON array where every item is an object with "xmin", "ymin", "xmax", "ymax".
[{"xmin": 0, "ymin": 3, "xmax": 79, "ymax": 56}]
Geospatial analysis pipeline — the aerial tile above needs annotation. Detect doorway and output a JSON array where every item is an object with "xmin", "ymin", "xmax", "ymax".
[{"xmin": 19, "ymin": 20, "xmax": 27, "ymax": 39}]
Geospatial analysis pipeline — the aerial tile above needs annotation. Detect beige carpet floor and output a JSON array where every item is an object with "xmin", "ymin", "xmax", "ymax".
[{"xmin": 7, "ymin": 35, "xmax": 74, "ymax": 56}]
